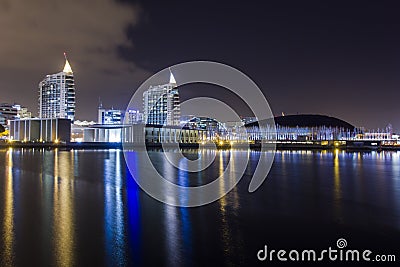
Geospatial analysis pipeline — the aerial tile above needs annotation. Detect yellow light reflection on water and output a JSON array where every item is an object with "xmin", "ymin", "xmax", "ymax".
[
  {"xmin": 3, "ymin": 148, "xmax": 14, "ymax": 266},
  {"xmin": 218, "ymin": 151, "xmax": 233, "ymax": 265},
  {"xmin": 333, "ymin": 149, "xmax": 342, "ymax": 220},
  {"xmin": 53, "ymin": 149, "xmax": 75, "ymax": 267},
  {"xmin": 230, "ymin": 151, "xmax": 240, "ymax": 211},
  {"xmin": 219, "ymin": 151, "xmax": 227, "ymax": 211}
]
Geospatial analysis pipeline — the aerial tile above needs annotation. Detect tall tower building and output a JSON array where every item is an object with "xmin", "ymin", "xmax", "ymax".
[
  {"xmin": 39, "ymin": 53, "xmax": 76, "ymax": 122},
  {"xmin": 143, "ymin": 71, "xmax": 180, "ymax": 126}
]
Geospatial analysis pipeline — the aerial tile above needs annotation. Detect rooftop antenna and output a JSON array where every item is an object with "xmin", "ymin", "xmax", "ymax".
[{"xmin": 98, "ymin": 97, "xmax": 103, "ymax": 109}]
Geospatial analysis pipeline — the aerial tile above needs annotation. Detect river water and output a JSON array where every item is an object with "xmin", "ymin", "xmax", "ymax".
[{"xmin": 0, "ymin": 148, "xmax": 399, "ymax": 266}]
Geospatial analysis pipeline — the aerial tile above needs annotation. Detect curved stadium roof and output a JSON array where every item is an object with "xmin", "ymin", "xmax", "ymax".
[{"xmin": 246, "ymin": 114, "xmax": 355, "ymax": 130}]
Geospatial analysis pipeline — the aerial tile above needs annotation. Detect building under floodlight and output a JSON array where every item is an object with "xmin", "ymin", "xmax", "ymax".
[
  {"xmin": 38, "ymin": 53, "xmax": 76, "ymax": 122},
  {"xmin": 143, "ymin": 71, "xmax": 180, "ymax": 126}
]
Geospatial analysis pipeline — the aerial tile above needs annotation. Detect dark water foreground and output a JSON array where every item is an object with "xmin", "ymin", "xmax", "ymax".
[{"xmin": 0, "ymin": 148, "xmax": 399, "ymax": 266}]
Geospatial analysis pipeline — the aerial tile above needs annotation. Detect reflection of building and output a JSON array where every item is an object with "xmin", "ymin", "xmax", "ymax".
[
  {"xmin": 143, "ymin": 71, "xmax": 180, "ymax": 126},
  {"xmin": 8, "ymin": 118, "xmax": 71, "ymax": 142},
  {"xmin": 39, "ymin": 54, "xmax": 75, "ymax": 122},
  {"xmin": 0, "ymin": 103, "xmax": 32, "ymax": 126}
]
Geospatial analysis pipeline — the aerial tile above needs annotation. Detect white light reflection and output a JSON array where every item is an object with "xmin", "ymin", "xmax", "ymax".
[{"xmin": 104, "ymin": 150, "xmax": 126, "ymax": 266}]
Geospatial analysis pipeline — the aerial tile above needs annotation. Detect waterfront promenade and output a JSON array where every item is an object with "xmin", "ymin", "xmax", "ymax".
[{"xmin": 1, "ymin": 140, "xmax": 399, "ymax": 151}]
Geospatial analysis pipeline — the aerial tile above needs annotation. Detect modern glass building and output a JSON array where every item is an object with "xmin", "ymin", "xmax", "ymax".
[
  {"xmin": 98, "ymin": 106, "xmax": 144, "ymax": 125},
  {"xmin": 143, "ymin": 71, "xmax": 180, "ymax": 126},
  {"xmin": 98, "ymin": 107, "xmax": 123, "ymax": 125},
  {"xmin": 38, "ymin": 54, "xmax": 75, "ymax": 122}
]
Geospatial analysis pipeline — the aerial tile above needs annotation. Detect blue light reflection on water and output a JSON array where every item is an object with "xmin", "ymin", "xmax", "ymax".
[
  {"xmin": 0, "ymin": 149, "xmax": 400, "ymax": 266},
  {"xmin": 178, "ymin": 158, "xmax": 193, "ymax": 266},
  {"xmin": 126, "ymin": 153, "xmax": 142, "ymax": 266}
]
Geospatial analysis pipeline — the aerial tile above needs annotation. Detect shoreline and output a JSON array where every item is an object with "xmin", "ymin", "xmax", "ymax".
[{"xmin": 0, "ymin": 141, "xmax": 399, "ymax": 151}]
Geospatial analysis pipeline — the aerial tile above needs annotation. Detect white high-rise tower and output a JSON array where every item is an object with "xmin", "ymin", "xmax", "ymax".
[
  {"xmin": 143, "ymin": 70, "xmax": 180, "ymax": 126},
  {"xmin": 38, "ymin": 53, "xmax": 76, "ymax": 122}
]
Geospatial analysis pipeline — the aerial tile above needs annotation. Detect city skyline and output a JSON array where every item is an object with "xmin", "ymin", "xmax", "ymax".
[
  {"xmin": 1, "ymin": 54, "xmax": 396, "ymax": 133},
  {"xmin": 1, "ymin": 1, "xmax": 400, "ymax": 131}
]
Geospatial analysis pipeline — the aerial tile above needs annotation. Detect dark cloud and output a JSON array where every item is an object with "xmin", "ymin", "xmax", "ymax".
[
  {"xmin": 118, "ymin": 0, "xmax": 400, "ymax": 131},
  {"xmin": 0, "ymin": 0, "xmax": 150, "ymax": 120}
]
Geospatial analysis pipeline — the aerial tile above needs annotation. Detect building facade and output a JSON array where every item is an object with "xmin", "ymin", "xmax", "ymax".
[
  {"xmin": 98, "ymin": 107, "xmax": 123, "ymax": 125},
  {"xmin": 97, "ymin": 106, "xmax": 144, "ymax": 125},
  {"xmin": 0, "ymin": 103, "xmax": 31, "ymax": 126},
  {"xmin": 143, "ymin": 72, "xmax": 180, "ymax": 126},
  {"xmin": 125, "ymin": 109, "xmax": 144, "ymax": 124},
  {"xmin": 81, "ymin": 125, "xmax": 123, "ymax": 143},
  {"xmin": 122, "ymin": 125, "xmax": 203, "ymax": 144},
  {"xmin": 9, "ymin": 118, "xmax": 71, "ymax": 142},
  {"xmin": 39, "ymin": 54, "xmax": 75, "ymax": 122},
  {"xmin": 73, "ymin": 124, "xmax": 203, "ymax": 144}
]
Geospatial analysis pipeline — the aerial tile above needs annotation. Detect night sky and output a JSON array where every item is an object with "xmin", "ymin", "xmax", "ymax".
[{"xmin": 1, "ymin": 0, "xmax": 399, "ymax": 131}]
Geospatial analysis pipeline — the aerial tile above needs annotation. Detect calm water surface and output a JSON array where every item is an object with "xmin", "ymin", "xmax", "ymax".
[{"xmin": 0, "ymin": 148, "xmax": 399, "ymax": 266}]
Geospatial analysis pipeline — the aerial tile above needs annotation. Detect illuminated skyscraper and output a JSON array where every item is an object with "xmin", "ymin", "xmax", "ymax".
[
  {"xmin": 143, "ymin": 71, "xmax": 180, "ymax": 126},
  {"xmin": 38, "ymin": 53, "xmax": 76, "ymax": 122}
]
